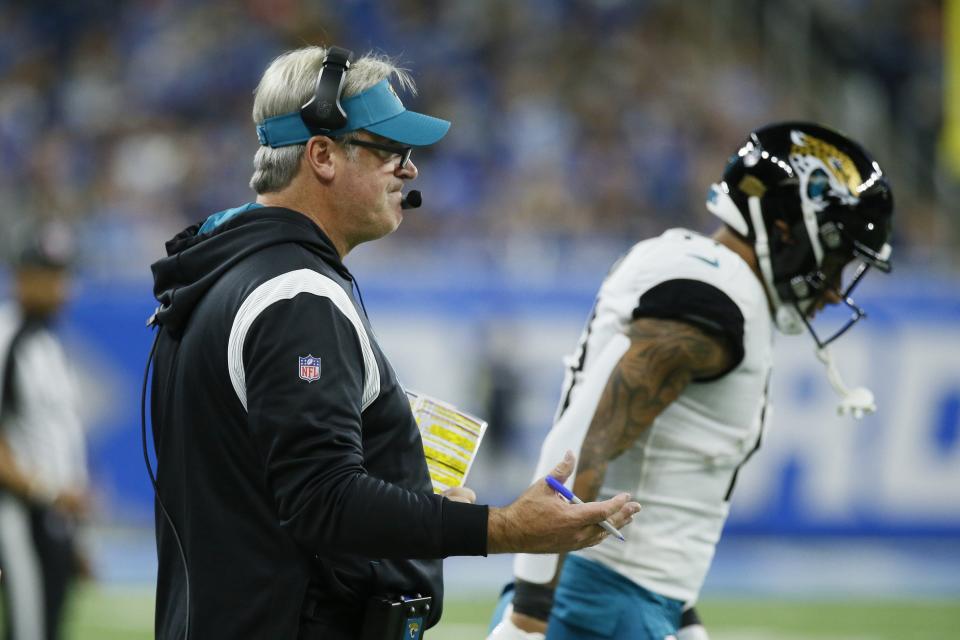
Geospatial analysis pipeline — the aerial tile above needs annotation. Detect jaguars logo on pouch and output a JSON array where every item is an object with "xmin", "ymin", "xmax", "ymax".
[{"xmin": 407, "ymin": 620, "xmax": 420, "ymax": 638}]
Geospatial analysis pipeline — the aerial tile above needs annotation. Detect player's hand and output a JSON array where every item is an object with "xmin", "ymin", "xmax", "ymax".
[
  {"xmin": 510, "ymin": 610, "xmax": 547, "ymax": 634},
  {"xmin": 74, "ymin": 547, "xmax": 96, "ymax": 582},
  {"xmin": 53, "ymin": 489, "xmax": 91, "ymax": 519},
  {"xmin": 442, "ymin": 486, "xmax": 477, "ymax": 504},
  {"xmin": 487, "ymin": 605, "xmax": 546, "ymax": 640},
  {"xmin": 486, "ymin": 450, "xmax": 641, "ymax": 554}
]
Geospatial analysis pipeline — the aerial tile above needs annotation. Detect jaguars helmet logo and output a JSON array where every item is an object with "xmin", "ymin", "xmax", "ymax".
[{"xmin": 789, "ymin": 129, "xmax": 863, "ymax": 211}]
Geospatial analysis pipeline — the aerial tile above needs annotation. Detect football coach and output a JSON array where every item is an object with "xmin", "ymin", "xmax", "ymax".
[{"xmin": 147, "ymin": 45, "xmax": 641, "ymax": 640}]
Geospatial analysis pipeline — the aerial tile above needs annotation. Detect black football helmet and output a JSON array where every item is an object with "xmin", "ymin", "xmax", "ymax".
[{"xmin": 706, "ymin": 122, "xmax": 893, "ymax": 346}]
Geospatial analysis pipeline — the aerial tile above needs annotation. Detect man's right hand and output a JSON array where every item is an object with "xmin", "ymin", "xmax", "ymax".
[{"xmin": 486, "ymin": 450, "xmax": 641, "ymax": 554}]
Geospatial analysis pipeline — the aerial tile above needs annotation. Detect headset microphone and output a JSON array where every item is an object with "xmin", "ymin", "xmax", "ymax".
[{"xmin": 401, "ymin": 190, "xmax": 422, "ymax": 210}]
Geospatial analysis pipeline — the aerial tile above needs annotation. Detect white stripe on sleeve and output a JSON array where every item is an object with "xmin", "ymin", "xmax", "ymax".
[{"xmin": 227, "ymin": 269, "xmax": 381, "ymax": 412}]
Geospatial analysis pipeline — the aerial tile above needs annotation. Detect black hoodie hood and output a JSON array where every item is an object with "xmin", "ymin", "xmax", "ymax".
[{"xmin": 151, "ymin": 207, "xmax": 351, "ymax": 334}]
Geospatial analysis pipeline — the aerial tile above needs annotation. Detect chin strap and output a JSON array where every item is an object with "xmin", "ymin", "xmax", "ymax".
[
  {"xmin": 748, "ymin": 196, "xmax": 806, "ymax": 335},
  {"xmin": 815, "ymin": 346, "xmax": 876, "ymax": 419}
]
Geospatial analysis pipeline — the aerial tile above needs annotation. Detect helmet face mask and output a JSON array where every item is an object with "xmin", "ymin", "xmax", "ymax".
[
  {"xmin": 796, "ymin": 258, "xmax": 872, "ymax": 349},
  {"xmin": 706, "ymin": 122, "xmax": 893, "ymax": 342}
]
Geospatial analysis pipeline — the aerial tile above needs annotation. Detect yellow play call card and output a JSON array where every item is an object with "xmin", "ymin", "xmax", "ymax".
[{"xmin": 406, "ymin": 391, "xmax": 488, "ymax": 493}]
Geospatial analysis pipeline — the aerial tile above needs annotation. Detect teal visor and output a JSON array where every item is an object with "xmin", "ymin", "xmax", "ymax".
[{"xmin": 256, "ymin": 79, "xmax": 450, "ymax": 148}]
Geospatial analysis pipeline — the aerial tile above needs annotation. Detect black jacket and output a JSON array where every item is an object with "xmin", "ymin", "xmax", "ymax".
[{"xmin": 150, "ymin": 206, "xmax": 488, "ymax": 639}]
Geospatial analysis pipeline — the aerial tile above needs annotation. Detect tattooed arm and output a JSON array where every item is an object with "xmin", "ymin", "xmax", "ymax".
[
  {"xmin": 573, "ymin": 317, "xmax": 733, "ymax": 502},
  {"xmin": 503, "ymin": 317, "xmax": 733, "ymax": 636}
]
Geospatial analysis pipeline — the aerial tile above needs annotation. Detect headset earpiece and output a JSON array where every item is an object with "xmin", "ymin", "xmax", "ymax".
[{"xmin": 300, "ymin": 46, "xmax": 353, "ymax": 133}]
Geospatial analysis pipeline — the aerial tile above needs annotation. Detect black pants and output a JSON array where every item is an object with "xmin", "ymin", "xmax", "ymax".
[{"xmin": 0, "ymin": 495, "xmax": 77, "ymax": 640}]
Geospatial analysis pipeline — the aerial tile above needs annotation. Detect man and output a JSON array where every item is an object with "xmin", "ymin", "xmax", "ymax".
[
  {"xmin": 488, "ymin": 122, "xmax": 894, "ymax": 640},
  {"xmin": 148, "ymin": 46, "xmax": 641, "ymax": 640},
  {"xmin": 0, "ymin": 223, "xmax": 90, "ymax": 640}
]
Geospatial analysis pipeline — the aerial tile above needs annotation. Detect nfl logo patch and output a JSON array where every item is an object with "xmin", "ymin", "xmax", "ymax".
[{"xmin": 298, "ymin": 355, "xmax": 321, "ymax": 382}]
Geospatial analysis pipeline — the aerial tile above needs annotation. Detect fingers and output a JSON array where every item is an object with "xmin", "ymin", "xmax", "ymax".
[
  {"xmin": 608, "ymin": 497, "xmax": 642, "ymax": 529},
  {"xmin": 442, "ymin": 486, "xmax": 477, "ymax": 504},
  {"xmin": 509, "ymin": 611, "xmax": 548, "ymax": 635},
  {"xmin": 570, "ymin": 493, "xmax": 641, "ymax": 530},
  {"xmin": 600, "ymin": 492, "xmax": 630, "ymax": 517},
  {"xmin": 605, "ymin": 500, "xmax": 642, "ymax": 529},
  {"xmin": 548, "ymin": 450, "xmax": 576, "ymax": 484},
  {"xmin": 574, "ymin": 524, "xmax": 612, "ymax": 551},
  {"xmin": 579, "ymin": 492, "xmax": 629, "ymax": 520},
  {"xmin": 606, "ymin": 494, "xmax": 641, "ymax": 520}
]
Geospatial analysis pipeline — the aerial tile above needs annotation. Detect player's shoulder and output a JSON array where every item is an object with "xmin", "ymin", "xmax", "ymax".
[
  {"xmin": 637, "ymin": 228, "xmax": 732, "ymax": 273},
  {"xmin": 624, "ymin": 229, "xmax": 758, "ymax": 298},
  {"xmin": 625, "ymin": 229, "xmax": 732, "ymax": 282}
]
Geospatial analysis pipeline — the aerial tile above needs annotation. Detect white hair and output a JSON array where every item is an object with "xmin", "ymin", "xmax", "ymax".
[{"xmin": 249, "ymin": 46, "xmax": 416, "ymax": 194}]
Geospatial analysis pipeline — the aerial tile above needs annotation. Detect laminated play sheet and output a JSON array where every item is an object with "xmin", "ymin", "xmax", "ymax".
[{"xmin": 406, "ymin": 391, "xmax": 488, "ymax": 493}]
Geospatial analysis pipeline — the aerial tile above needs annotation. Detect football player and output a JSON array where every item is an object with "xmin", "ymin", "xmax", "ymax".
[{"xmin": 487, "ymin": 122, "xmax": 893, "ymax": 640}]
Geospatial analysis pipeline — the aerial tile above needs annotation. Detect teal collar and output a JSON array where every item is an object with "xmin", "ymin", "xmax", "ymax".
[{"xmin": 199, "ymin": 202, "xmax": 264, "ymax": 234}]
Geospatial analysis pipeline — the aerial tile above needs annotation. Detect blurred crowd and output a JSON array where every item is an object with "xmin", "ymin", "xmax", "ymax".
[{"xmin": 0, "ymin": 0, "xmax": 951, "ymax": 278}]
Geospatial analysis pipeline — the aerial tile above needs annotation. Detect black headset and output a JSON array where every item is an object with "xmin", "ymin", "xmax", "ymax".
[{"xmin": 299, "ymin": 46, "xmax": 353, "ymax": 134}]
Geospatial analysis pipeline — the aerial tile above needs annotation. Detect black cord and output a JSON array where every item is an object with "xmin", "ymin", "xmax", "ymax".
[
  {"xmin": 352, "ymin": 278, "xmax": 370, "ymax": 318},
  {"xmin": 141, "ymin": 329, "xmax": 191, "ymax": 640}
]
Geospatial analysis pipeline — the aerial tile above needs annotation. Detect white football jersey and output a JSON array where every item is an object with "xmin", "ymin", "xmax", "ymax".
[{"xmin": 514, "ymin": 228, "xmax": 773, "ymax": 603}]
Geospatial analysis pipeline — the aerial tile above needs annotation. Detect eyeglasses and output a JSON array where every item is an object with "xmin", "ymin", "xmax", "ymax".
[{"xmin": 344, "ymin": 139, "xmax": 413, "ymax": 169}]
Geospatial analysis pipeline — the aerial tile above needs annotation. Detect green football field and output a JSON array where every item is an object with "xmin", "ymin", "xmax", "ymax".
[{"xmin": 13, "ymin": 585, "xmax": 955, "ymax": 639}]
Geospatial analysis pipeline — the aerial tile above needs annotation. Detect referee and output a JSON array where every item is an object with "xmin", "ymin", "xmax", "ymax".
[{"xmin": 0, "ymin": 223, "xmax": 91, "ymax": 640}]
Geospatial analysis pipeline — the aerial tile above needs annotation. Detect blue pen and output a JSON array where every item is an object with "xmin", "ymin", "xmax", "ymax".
[{"xmin": 545, "ymin": 475, "xmax": 626, "ymax": 542}]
